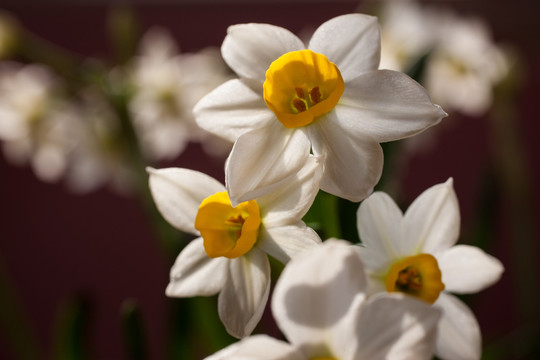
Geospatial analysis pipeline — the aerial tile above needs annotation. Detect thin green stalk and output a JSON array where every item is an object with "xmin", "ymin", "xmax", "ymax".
[
  {"xmin": 0, "ymin": 257, "xmax": 42, "ymax": 360},
  {"xmin": 489, "ymin": 59, "xmax": 539, "ymax": 356}
]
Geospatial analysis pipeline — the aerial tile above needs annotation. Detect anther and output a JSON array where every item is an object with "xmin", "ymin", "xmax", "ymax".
[
  {"xmin": 310, "ymin": 86, "xmax": 322, "ymax": 104},
  {"xmin": 292, "ymin": 98, "xmax": 307, "ymax": 112},
  {"xmin": 295, "ymin": 87, "xmax": 305, "ymax": 99}
]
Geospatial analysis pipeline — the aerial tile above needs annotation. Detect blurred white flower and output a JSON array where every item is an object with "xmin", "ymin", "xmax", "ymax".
[
  {"xmin": 128, "ymin": 27, "xmax": 232, "ymax": 161},
  {"xmin": 423, "ymin": 10, "xmax": 509, "ymax": 116},
  {"xmin": 0, "ymin": 62, "xmax": 76, "ymax": 182},
  {"xmin": 206, "ymin": 239, "xmax": 441, "ymax": 360},
  {"xmin": 148, "ymin": 156, "xmax": 323, "ymax": 338},
  {"xmin": 356, "ymin": 178, "xmax": 504, "ymax": 360},
  {"xmin": 378, "ymin": 0, "xmax": 435, "ymax": 72},
  {"xmin": 64, "ymin": 87, "xmax": 137, "ymax": 194},
  {"xmin": 194, "ymin": 13, "xmax": 446, "ymax": 206}
]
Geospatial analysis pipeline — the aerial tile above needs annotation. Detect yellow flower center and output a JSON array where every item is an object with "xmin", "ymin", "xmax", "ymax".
[
  {"xmin": 385, "ymin": 253, "xmax": 445, "ymax": 304},
  {"xmin": 194, "ymin": 191, "xmax": 261, "ymax": 259},
  {"xmin": 263, "ymin": 49, "xmax": 344, "ymax": 129}
]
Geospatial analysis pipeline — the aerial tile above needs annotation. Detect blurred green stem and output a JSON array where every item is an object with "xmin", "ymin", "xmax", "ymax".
[
  {"xmin": 489, "ymin": 60, "xmax": 539, "ymax": 356},
  {"xmin": 0, "ymin": 256, "xmax": 42, "ymax": 360}
]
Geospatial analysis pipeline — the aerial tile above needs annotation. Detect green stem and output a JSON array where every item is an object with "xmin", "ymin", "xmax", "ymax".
[
  {"xmin": 489, "ymin": 60, "xmax": 539, "ymax": 356},
  {"xmin": 0, "ymin": 256, "xmax": 42, "ymax": 360}
]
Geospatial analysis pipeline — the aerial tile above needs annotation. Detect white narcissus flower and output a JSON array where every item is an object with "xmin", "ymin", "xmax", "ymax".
[
  {"xmin": 129, "ymin": 27, "xmax": 232, "ymax": 161},
  {"xmin": 356, "ymin": 178, "xmax": 504, "ymax": 360},
  {"xmin": 423, "ymin": 11, "xmax": 509, "ymax": 116},
  {"xmin": 0, "ymin": 62, "xmax": 77, "ymax": 182},
  {"xmin": 378, "ymin": 0, "xmax": 436, "ymax": 72},
  {"xmin": 148, "ymin": 157, "xmax": 323, "ymax": 338},
  {"xmin": 206, "ymin": 239, "xmax": 441, "ymax": 360},
  {"xmin": 194, "ymin": 13, "xmax": 446, "ymax": 206}
]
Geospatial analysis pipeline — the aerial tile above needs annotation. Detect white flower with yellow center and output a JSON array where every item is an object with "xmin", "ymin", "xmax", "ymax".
[
  {"xmin": 206, "ymin": 240, "xmax": 441, "ymax": 360},
  {"xmin": 194, "ymin": 13, "xmax": 446, "ymax": 205},
  {"xmin": 356, "ymin": 178, "xmax": 504, "ymax": 360},
  {"xmin": 148, "ymin": 157, "xmax": 323, "ymax": 338}
]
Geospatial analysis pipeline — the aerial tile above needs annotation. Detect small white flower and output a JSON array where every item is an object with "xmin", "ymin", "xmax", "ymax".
[
  {"xmin": 128, "ymin": 27, "xmax": 232, "ymax": 161},
  {"xmin": 206, "ymin": 240, "xmax": 441, "ymax": 360},
  {"xmin": 148, "ymin": 157, "xmax": 323, "ymax": 338},
  {"xmin": 424, "ymin": 11, "xmax": 510, "ymax": 116},
  {"xmin": 194, "ymin": 13, "xmax": 446, "ymax": 206},
  {"xmin": 64, "ymin": 87, "xmax": 137, "ymax": 194},
  {"xmin": 356, "ymin": 178, "xmax": 504, "ymax": 360},
  {"xmin": 379, "ymin": 0, "xmax": 435, "ymax": 72},
  {"xmin": 0, "ymin": 62, "xmax": 76, "ymax": 182}
]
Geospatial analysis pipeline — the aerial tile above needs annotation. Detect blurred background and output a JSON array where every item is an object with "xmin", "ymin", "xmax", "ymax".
[{"xmin": 0, "ymin": 0, "xmax": 539, "ymax": 359}]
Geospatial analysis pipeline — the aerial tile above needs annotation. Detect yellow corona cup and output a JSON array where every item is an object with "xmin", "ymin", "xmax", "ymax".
[
  {"xmin": 263, "ymin": 49, "xmax": 344, "ymax": 128},
  {"xmin": 385, "ymin": 253, "xmax": 445, "ymax": 304},
  {"xmin": 195, "ymin": 191, "xmax": 261, "ymax": 259}
]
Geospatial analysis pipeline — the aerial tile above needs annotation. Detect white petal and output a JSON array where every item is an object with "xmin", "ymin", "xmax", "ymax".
[
  {"xmin": 258, "ymin": 223, "xmax": 322, "ymax": 264},
  {"xmin": 355, "ymin": 293, "xmax": 440, "ymax": 360},
  {"xmin": 336, "ymin": 70, "xmax": 447, "ymax": 142},
  {"xmin": 271, "ymin": 240, "xmax": 367, "ymax": 351},
  {"xmin": 257, "ymin": 155, "xmax": 324, "ymax": 227},
  {"xmin": 403, "ymin": 178, "xmax": 460, "ymax": 254},
  {"xmin": 434, "ymin": 293, "xmax": 481, "ymax": 360},
  {"xmin": 355, "ymin": 245, "xmax": 394, "ymax": 285},
  {"xmin": 148, "ymin": 167, "xmax": 225, "ymax": 234},
  {"xmin": 166, "ymin": 238, "xmax": 228, "ymax": 297},
  {"xmin": 193, "ymin": 79, "xmax": 274, "ymax": 142},
  {"xmin": 356, "ymin": 192, "xmax": 403, "ymax": 265},
  {"xmin": 308, "ymin": 14, "xmax": 381, "ymax": 82},
  {"xmin": 222, "ymin": 23, "xmax": 304, "ymax": 81},
  {"xmin": 309, "ymin": 117, "xmax": 383, "ymax": 202},
  {"xmin": 218, "ymin": 248, "xmax": 271, "ymax": 338},
  {"xmin": 204, "ymin": 335, "xmax": 303, "ymax": 360},
  {"xmin": 437, "ymin": 245, "xmax": 504, "ymax": 294},
  {"xmin": 225, "ymin": 123, "xmax": 311, "ymax": 206}
]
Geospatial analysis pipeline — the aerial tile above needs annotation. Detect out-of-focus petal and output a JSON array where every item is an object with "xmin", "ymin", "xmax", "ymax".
[
  {"xmin": 336, "ymin": 70, "xmax": 446, "ymax": 142},
  {"xmin": 356, "ymin": 191, "xmax": 403, "ymax": 266},
  {"xmin": 437, "ymin": 245, "xmax": 504, "ymax": 294},
  {"xmin": 258, "ymin": 223, "xmax": 322, "ymax": 264},
  {"xmin": 226, "ymin": 123, "xmax": 311, "ymax": 206},
  {"xmin": 193, "ymin": 79, "xmax": 274, "ymax": 142},
  {"xmin": 434, "ymin": 293, "xmax": 481, "ymax": 360},
  {"xmin": 148, "ymin": 167, "xmax": 225, "ymax": 235},
  {"xmin": 204, "ymin": 335, "xmax": 303, "ymax": 360},
  {"xmin": 222, "ymin": 23, "xmax": 304, "ymax": 81},
  {"xmin": 218, "ymin": 247, "xmax": 271, "ymax": 338},
  {"xmin": 403, "ymin": 178, "xmax": 460, "ymax": 254},
  {"xmin": 257, "ymin": 155, "xmax": 323, "ymax": 227},
  {"xmin": 166, "ymin": 238, "xmax": 228, "ymax": 297},
  {"xmin": 309, "ymin": 116, "xmax": 383, "ymax": 202},
  {"xmin": 272, "ymin": 240, "xmax": 367, "ymax": 352},
  {"xmin": 308, "ymin": 14, "xmax": 381, "ymax": 82},
  {"xmin": 355, "ymin": 293, "xmax": 440, "ymax": 360}
]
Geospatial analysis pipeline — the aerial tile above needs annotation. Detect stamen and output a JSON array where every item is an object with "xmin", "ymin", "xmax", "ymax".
[
  {"xmin": 396, "ymin": 266, "xmax": 422, "ymax": 291},
  {"xmin": 292, "ymin": 98, "xmax": 307, "ymax": 113},
  {"xmin": 295, "ymin": 87, "xmax": 305, "ymax": 99},
  {"xmin": 384, "ymin": 253, "xmax": 445, "ymax": 304},
  {"xmin": 310, "ymin": 86, "xmax": 322, "ymax": 104}
]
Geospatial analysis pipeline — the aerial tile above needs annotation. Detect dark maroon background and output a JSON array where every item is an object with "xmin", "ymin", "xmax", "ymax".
[{"xmin": 1, "ymin": 1, "xmax": 539, "ymax": 359}]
